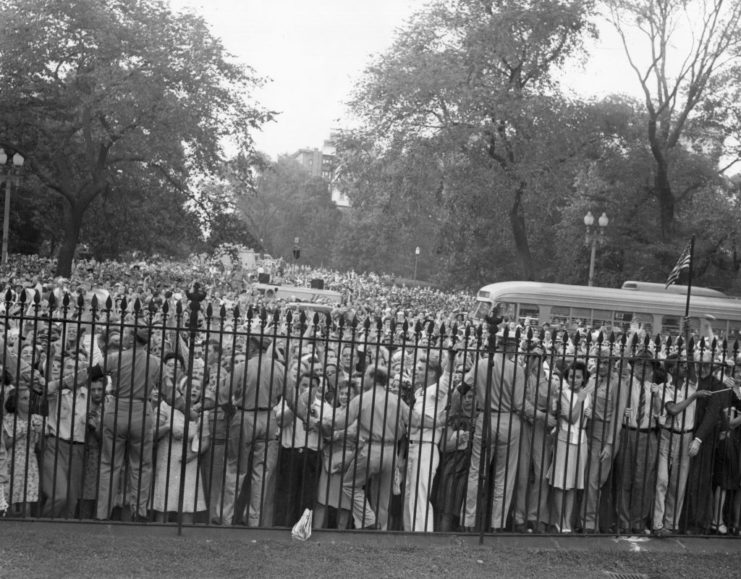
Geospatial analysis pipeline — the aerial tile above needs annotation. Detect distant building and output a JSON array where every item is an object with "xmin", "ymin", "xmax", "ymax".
[
  {"xmin": 292, "ymin": 148, "xmax": 324, "ymax": 178},
  {"xmin": 292, "ymin": 131, "xmax": 350, "ymax": 208}
]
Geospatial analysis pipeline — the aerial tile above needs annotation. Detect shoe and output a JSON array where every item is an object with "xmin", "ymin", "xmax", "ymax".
[
  {"xmin": 513, "ymin": 523, "xmax": 529, "ymax": 533},
  {"xmin": 710, "ymin": 522, "xmax": 728, "ymax": 535},
  {"xmin": 580, "ymin": 527, "xmax": 597, "ymax": 535},
  {"xmin": 362, "ymin": 522, "xmax": 379, "ymax": 530},
  {"xmin": 631, "ymin": 526, "xmax": 647, "ymax": 535},
  {"xmin": 653, "ymin": 527, "xmax": 672, "ymax": 538},
  {"xmin": 561, "ymin": 528, "xmax": 573, "ymax": 534},
  {"xmin": 534, "ymin": 522, "xmax": 548, "ymax": 534}
]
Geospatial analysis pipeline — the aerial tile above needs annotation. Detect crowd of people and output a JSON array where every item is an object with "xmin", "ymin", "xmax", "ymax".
[{"xmin": 0, "ymin": 253, "xmax": 740, "ymax": 537}]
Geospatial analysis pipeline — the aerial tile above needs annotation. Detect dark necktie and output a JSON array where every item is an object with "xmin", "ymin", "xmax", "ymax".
[{"xmin": 637, "ymin": 381, "xmax": 647, "ymax": 428}]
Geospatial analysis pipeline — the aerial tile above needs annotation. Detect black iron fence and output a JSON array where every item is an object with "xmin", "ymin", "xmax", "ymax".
[{"xmin": 1, "ymin": 290, "xmax": 740, "ymax": 537}]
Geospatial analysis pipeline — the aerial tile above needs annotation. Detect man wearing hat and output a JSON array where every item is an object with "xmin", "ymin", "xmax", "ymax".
[
  {"xmin": 614, "ymin": 349, "xmax": 663, "ymax": 534},
  {"xmin": 462, "ymin": 327, "xmax": 527, "ymax": 532},
  {"xmin": 96, "ymin": 326, "xmax": 161, "ymax": 521}
]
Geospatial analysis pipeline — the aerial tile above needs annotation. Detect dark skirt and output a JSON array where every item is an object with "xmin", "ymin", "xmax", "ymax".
[
  {"xmin": 713, "ymin": 430, "xmax": 741, "ymax": 490},
  {"xmin": 431, "ymin": 449, "xmax": 470, "ymax": 521}
]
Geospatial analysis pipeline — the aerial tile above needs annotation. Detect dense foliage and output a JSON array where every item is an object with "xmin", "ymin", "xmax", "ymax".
[
  {"xmin": 1, "ymin": 0, "xmax": 741, "ymax": 294},
  {"xmin": 0, "ymin": 0, "xmax": 271, "ymax": 275}
]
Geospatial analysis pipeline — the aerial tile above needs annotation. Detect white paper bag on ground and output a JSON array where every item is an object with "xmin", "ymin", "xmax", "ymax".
[{"xmin": 292, "ymin": 508, "xmax": 313, "ymax": 541}]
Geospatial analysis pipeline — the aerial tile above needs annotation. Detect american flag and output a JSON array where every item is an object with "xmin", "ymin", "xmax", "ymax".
[{"xmin": 665, "ymin": 239, "xmax": 693, "ymax": 289}]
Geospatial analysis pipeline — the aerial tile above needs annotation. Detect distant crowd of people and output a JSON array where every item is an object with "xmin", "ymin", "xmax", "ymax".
[{"xmin": 0, "ymin": 254, "xmax": 740, "ymax": 537}]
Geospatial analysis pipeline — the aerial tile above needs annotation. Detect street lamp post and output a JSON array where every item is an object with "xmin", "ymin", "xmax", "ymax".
[
  {"xmin": 413, "ymin": 246, "xmax": 420, "ymax": 280},
  {"xmin": 0, "ymin": 149, "xmax": 24, "ymax": 265},
  {"xmin": 584, "ymin": 211, "xmax": 609, "ymax": 287}
]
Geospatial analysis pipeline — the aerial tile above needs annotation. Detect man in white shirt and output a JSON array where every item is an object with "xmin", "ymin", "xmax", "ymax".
[
  {"xmin": 653, "ymin": 352, "xmax": 710, "ymax": 536},
  {"xmin": 41, "ymin": 355, "xmax": 89, "ymax": 518},
  {"xmin": 614, "ymin": 350, "xmax": 663, "ymax": 534}
]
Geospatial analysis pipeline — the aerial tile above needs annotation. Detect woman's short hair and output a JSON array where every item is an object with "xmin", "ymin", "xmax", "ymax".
[
  {"xmin": 565, "ymin": 360, "xmax": 589, "ymax": 382},
  {"xmin": 163, "ymin": 351, "xmax": 186, "ymax": 368},
  {"xmin": 4, "ymin": 386, "xmax": 28, "ymax": 414}
]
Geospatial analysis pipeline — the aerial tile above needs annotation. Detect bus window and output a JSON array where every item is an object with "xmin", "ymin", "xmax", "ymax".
[
  {"xmin": 632, "ymin": 314, "xmax": 652, "ymax": 335},
  {"xmin": 592, "ymin": 309, "xmax": 613, "ymax": 331},
  {"xmin": 572, "ymin": 308, "xmax": 591, "ymax": 330},
  {"xmin": 550, "ymin": 306, "xmax": 570, "ymax": 331},
  {"xmin": 472, "ymin": 301, "xmax": 492, "ymax": 319},
  {"xmin": 727, "ymin": 320, "xmax": 741, "ymax": 342},
  {"xmin": 662, "ymin": 316, "xmax": 682, "ymax": 337},
  {"xmin": 499, "ymin": 302, "xmax": 517, "ymax": 324},
  {"xmin": 614, "ymin": 311, "xmax": 633, "ymax": 332},
  {"xmin": 713, "ymin": 319, "xmax": 729, "ymax": 340},
  {"xmin": 686, "ymin": 317, "xmax": 702, "ymax": 340},
  {"xmin": 518, "ymin": 303, "xmax": 540, "ymax": 327}
]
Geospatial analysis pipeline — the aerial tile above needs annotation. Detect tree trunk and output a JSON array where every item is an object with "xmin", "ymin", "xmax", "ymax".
[
  {"xmin": 56, "ymin": 201, "xmax": 84, "ymax": 277},
  {"xmin": 510, "ymin": 181, "xmax": 534, "ymax": 280},
  {"xmin": 654, "ymin": 162, "xmax": 675, "ymax": 239},
  {"xmin": 647, "ymin": 117, "xmax": 675, "ymax": 239}
]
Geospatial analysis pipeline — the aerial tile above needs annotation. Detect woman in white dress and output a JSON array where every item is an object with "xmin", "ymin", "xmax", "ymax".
[
  {"xmin": 151, "ymin": 376, "xmax": 209, "ymax": 523},
  {"xmin": 549, "ymin": 361, "xmax": 591, "ymax": 533}
]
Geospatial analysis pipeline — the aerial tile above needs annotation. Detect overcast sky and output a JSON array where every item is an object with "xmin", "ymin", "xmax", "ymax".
[{"xmin": 170, "ymin": 0, "xmax": 639, "ymax": 159}]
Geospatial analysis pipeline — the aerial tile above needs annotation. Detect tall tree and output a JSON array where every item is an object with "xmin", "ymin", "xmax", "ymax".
[
  {"xmin": 608, "ymin": 0, "xmax": 741, "ymax": 238},
  {"xmin": 0, "ymin": 0, "xmax": 272, "ymax": 275},
  {"xmin": 552, "ymin": 95, "xmax": 741, "ymax": 289},
  {"xmin": 346, "ymin": 0, "xmax": 596, "ymax": 279}
]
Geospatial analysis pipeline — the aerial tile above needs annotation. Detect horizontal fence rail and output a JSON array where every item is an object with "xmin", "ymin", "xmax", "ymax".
[{"xmin": 0, "ymin": 291, "xmax": 740, "ymax": 538}]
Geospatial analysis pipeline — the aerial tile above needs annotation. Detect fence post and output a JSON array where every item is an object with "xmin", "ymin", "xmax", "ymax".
[
  {"xmin": 177, "ymin": 281, "xmax": 206, "ymax": 535},
  {"xmin": 477, "ymin": 321, "xmax": 495, "ymax": 543}
]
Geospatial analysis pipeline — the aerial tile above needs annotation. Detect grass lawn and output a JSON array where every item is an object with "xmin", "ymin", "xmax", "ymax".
[{"xmin": 1, "ymin": 523, "xmax": 740, "ymax": 578}]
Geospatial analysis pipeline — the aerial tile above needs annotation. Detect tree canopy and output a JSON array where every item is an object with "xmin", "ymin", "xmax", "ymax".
[
  {"xmin": 0, "ymin": 0, "xmax": 272, "ymax": 275},
  {"xmin": 327, "ymin": 0, "xmax": 741, "ymax": 291}
]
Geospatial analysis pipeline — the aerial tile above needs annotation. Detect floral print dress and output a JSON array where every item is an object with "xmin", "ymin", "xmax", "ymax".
[{"xmin": 2, "ymin": 413, "xmax": 43, "ymax": 504}]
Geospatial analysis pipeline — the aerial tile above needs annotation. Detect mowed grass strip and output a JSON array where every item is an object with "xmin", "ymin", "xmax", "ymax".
[{"xmin": 1, "ymin": 526, "xmax": 739, "ymax": 578}]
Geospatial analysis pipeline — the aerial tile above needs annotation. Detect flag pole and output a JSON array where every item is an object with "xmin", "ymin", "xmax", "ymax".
[{"xmin": 683, "ymin": 235, "xmax": 695, "ymax": 347}]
